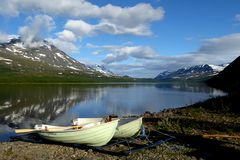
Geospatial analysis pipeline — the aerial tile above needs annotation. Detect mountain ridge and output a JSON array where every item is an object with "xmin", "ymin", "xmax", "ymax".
[
  {"xmin": 155, "ymin": 64, "xmax": 228, "ymax": 81},
  {"xmin": 0, "ymin": 38, "xmax": 131, "ymax": 83}
]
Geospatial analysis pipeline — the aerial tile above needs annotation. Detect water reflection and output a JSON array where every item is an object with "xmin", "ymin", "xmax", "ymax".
[
  {"xmin": 155, "ymin": 82, "xmax": 221, "ymax": 94},
  {"xmin": 0, "ymin": 83, "xmax": 225, "ymax": 140},
  {"xmin": 0, "ymin": 85, "xmax": 99, "ymax": 128}
]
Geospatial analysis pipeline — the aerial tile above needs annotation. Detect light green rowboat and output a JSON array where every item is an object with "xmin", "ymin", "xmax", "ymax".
[
  {"xmin": 113, "ymin": 117, "xmax": 143, "ymax": 138},
  {"xmin": 36, "ymin": 118, "xmax": 119, "ymax": 146}
]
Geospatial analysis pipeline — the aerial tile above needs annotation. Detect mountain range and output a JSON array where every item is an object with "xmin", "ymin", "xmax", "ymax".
[
  {"xmin": 0, "ymin": 38, "xmax": 126, "ymax": 82},
  {"xmin": 155, "ymin": 64, "xmax": 228, "ymax": 81}
]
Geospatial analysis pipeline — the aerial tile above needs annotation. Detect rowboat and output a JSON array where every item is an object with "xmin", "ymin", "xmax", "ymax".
[
  {"xmin": 16, "ymin": 118, "xmax": 119, "ymax": 147},
  {"xmin": 72, "ymin": 117, "xmax": 143, "ymax": 138},
  {"xmin": 113, "ymin": 117, "xmax": 143, "ymax": 138}
]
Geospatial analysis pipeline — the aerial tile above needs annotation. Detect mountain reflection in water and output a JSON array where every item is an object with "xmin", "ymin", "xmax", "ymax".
[{"xmin": 0, "ymin": 83, "xmax": 225, "ymax": 133}]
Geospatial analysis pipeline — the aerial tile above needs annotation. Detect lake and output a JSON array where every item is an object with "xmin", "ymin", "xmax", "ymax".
[{"xmin": 0, "ymin": 83, "xmax": 225, "ymax": 141}]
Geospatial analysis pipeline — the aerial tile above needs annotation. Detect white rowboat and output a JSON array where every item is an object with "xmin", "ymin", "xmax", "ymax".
[
  {"xmin": 37, "ymin": 119, "xmax": 118, "ymax": 146},
  {"xmin": 16, "ymin": 118, "xmax": 119, "ymax": 147}
]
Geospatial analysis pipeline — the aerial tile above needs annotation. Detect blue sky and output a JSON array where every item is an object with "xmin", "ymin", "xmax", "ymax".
[{"xmin": 0, "ymin": 0, "xmax": 240, "ymax": 78}]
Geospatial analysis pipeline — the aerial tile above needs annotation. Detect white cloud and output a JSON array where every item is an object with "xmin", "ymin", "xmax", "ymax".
[
  {"xmin": 0, "ymin": 32, "xmax": 19, "ymax": 43},
  {"xmin": 56, "ymin": 30, "xmax": 77, "ymax": 42},
  {"xmin": 0, "ymin": 1, "xmax": 164, "ymax": 22},
  {"xmin": 102, "ymin": 46, "xmax": 159, "ymax": 63},
  {"xmin": 18, "ymin": 15, "xmax": 55, "ymax": 47},
  {"xmin": 64, "ymin": 20, "xmax": 95, "ymax": 38},
  {"xmin": 88, "ymin": 43, "xmax": 159, "ymax": 64},
  {"xmin": 149, "ymin": 33, "xmax": 240, "ymax": 71},
  {"xmin": 47, "ymin": 38, "xmax": 79, "ymax": 53},
  {"xmin": 95, "ymin": 20, "xmax": 152, "ymax": 36},
  {"xmin": 64, "ymin": 19, "xmax": 152, "ymax": 38},
  {"xmin": 99, "ymin": 3, "xmax": 163, "ymax": 28},
  {"xmin": 0, "ymin": 0, "xmax": 163, "ymax": 37},
  {"xmin": 103, "ymin": 53, "xmax": 129, "ymax": 64},
  {"xmin": 199, "ymin": 33, "xmax": 240, "ymax": 55},
  {"xmin": 97, "ymin": 33, "xmax": 240, "ymax": 78},
  {"xmin": 0, "ymin": 32, "xmax": 9, "ymax": 43}
]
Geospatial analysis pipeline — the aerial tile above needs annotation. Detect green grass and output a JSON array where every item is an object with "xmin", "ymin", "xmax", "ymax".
[
  {"xmin": 0, "ymin": 56, "xmax": 137, "ymax": 83},
  {"xmin": 0, "ymin": 73, "xmax": 136, "ymax": 83}
]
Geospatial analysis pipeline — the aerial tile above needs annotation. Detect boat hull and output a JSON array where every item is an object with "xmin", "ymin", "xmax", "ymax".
[
  {"xmin": 38, "ymin": 119, "xmax": 119, "ymax": 146},
  {"xmin": 114, "ymin": 117, "xmax": 142, "ymax": 138}
]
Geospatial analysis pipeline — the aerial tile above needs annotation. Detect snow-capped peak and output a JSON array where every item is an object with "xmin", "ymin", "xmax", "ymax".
[
  {"xmin": 155, "ymin": 63, "xmax": 228, "ymax": 80},
  {"xmin": 0, "ymin": 38, "xmax": 119, "ymax": 78},
  {"xmin": 209, "ymin": 64, "xmax": 225, "ymax": 72},
  {"xmin": 89, "ymin": 64, "xmax": 117, "ymax": 77}
]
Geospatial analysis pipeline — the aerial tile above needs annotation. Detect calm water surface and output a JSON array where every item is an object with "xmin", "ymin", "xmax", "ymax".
[{"xmin": 0, "ymin": 83, "xmax": 225, "ymax": 141}]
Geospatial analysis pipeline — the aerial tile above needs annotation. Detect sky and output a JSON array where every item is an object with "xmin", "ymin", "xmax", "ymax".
[{"xmin": 0, "ymin": 0, "xmax": 240, "ymax": 78}]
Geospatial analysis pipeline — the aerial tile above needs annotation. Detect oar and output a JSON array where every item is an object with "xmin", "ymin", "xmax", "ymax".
[
  {"xmin": 15, "ymin": 129, "xmax": 40, "ymax": 133},
  {"xmin": 15, "ymin": 125, "xmax": 82, "ymax": 134}
]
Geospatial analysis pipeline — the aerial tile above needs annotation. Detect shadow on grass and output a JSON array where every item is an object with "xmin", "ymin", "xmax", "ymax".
[
  {"xmin": 185, "ymin": 93, "xmax": 240, "ymax": 114},
  {"xmin": 154, "ymin": 116, "xmax": 240, "ymax": 160},
  {"xmin": 172, "ymin": 133, "xmax": 240, "ymax": 160}
]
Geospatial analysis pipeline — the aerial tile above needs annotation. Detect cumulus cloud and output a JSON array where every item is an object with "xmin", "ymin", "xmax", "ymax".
[
  {"xmin": 103, "ymin": 53, "xmax": 129, "ymax": 64},
  {"xmin": 0, "ymin": 32, "xmax": 18, "ymax": 43},
  {"xmin": 0, "ymin": 32, "xmax": 9, "ymax": 43},
  {"xmin": 0, "ymin": 0, "xmax": 163, "ymax": 37},
  {"xmin": 56, "ymin": 30, "xmax": 77, "ymax": 42},
  {"xmin": 0, "ymin": 1, "xmax": 164, "ymax": 21},
  {"xmin": 18, "ymin": 15, "xmax": 55, "ymax": 47},
  {"xmin": 87, "ymin": 43, "xmax": 159, "ymax": 64},
  {"xmin": 95, "ymin": 20, "xmax": 152, "ymax": 36},
  {"xmin": 151, "ymin": 33, "xmax": 240, "ymax": 70},
  {"xmin": 64, "ymin": 18, "xmax": 153, "ymax": 37},
  {"xmin": 98, "ymin": 33, "xmax": 240, "ymax": 78},
  {"xmin": 53, "ymin": 29, "xmax": 79, "ymax": 53},
  {"xmin": 47, "ymin": 38, "xmax": 79, "ymax": 53},
  {"xmin": 64, "ymin": 20, "xmax": 95, "ymax": 38},
  {"xmin": 103, "ymin": 45, "xmax": 158, "ymax": 63},
  {"xmin": 199, "ymin": 33, "xmax": 240, "ymax": 55}
]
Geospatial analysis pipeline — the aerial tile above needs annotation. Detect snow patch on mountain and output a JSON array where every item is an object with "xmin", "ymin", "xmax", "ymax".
[
  {"xmin": 89, "ymin": 64, "xmax": 117, "ymax": 77},
  {"xmin": 13, "ymin": 42, "xmax": 26, "ymax": 49},
  {"xmin": 0, "ymin": 57, "xmax": 13, "ymax": 62},
  {"xmin": 0, "ymin": 38, "xmax": 120, "ymax": 78},
  {"xmin": 208, "ymin": 64, "xmax": 225, "ymax": 72},
  {"xmin": 155, "ymin": 64, "xmax": 228, "ymax": 80}
]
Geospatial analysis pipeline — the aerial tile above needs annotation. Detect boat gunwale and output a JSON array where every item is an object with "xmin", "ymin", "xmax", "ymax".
[
  {"xmin": 115, "ymin": 117, "xmax": 142, "ymax": 127},
  {"xmin": 39, "ymin": 119, "xmax": 119, "ymax": 133}
]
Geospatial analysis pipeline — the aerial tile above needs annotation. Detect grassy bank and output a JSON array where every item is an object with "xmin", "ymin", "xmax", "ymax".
[{"xmin": 143, "ymin": 93, "xmax": 240, "ymax": 159}]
